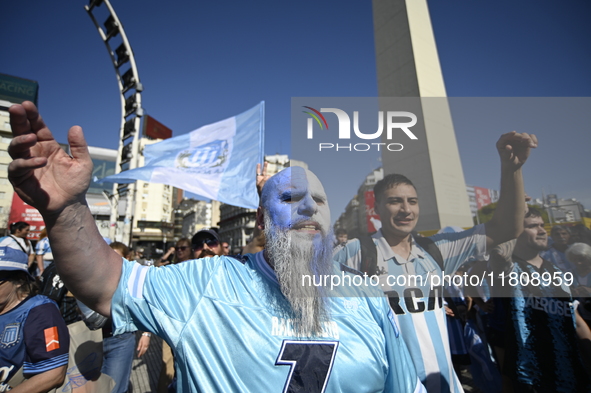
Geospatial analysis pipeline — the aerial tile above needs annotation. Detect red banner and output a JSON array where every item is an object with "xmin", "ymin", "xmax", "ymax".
[
  {"xmin": 143, "ymin": 115, "xmax": 172, "ymax": 140},
  {"xmin": 474, "ymin": 186, "xmax": 492, "ymax": 210},
  {"xmin": 365, "ymin": 191, "xmax": 381, "ymax": 233},
  {"xmin": 8, "ymin": 192, "xmax": 45, "ymax": 241}
]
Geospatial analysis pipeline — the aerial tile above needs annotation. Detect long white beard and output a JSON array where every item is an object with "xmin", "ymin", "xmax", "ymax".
[{"xmin": 264, "ymin": 214, "xmax": 334, "ymax": 337}]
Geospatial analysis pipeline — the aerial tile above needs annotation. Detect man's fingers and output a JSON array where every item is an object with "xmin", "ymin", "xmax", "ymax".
[
  {"xmin": 22, "ymin": 101, "xmax": 50, "ymax": 137},
  {"xmin": 497, "ymin": 131, "xmax": 538, "ymax": 153},
  {"xmin": 8, "ymin": 157, "xmax": 48, "ymax": 180},
  {"xmin": 67, "ymin": 126, "xmax": 91, "ymax": 162},
  {"xmin": 529, "ymin": 133, "xmax": 538, "ymax": 148},
  {"xmin": 9, "ymin": 101, "xmax": 56, "ymax": 143},
  {"xmin": 8, "ymin": 133, "xmax": 38, "ymax": 159},
  {"xmin": 8, "ymin": 104, "xmax": 31, "ymax": 136}
]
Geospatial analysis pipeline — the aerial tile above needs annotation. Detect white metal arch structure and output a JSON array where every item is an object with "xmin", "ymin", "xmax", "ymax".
[{"xmin": 85, "ymin": 0, "xmax": 143, "ymax": 244}]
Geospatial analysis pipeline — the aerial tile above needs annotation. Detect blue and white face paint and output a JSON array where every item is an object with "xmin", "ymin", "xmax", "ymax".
[
  {"xmin": 261, "ymin": 167, "xmax": 334, "ymax": 337},
  {"xmin": 262, "ymin": 166, "xmax": 330, "ymax": 237}
]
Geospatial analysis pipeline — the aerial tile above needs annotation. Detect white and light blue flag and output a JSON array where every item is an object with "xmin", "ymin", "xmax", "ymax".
[{"xmin": 100, "ymin": 102, "xmax": 264, "ymax": 209}]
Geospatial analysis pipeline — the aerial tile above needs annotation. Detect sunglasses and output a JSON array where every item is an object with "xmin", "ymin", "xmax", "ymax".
[
  {"xmin": 192, "ymin": 238, "xmax": 219, "ymax": 252},
  {"xmin": 176, "ymin": 246, "xmax": 191, "ymax": 251}
]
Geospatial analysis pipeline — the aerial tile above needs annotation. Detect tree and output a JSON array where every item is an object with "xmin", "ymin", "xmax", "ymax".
[{"xmin": 474, "ymin": 203, "xmax": 549, "ymax": 225}]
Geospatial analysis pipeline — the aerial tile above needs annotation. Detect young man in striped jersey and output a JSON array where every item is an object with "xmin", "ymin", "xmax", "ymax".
[{"xmin": 334, "ymin": 131, "xmax": 538, "ymax": 392}]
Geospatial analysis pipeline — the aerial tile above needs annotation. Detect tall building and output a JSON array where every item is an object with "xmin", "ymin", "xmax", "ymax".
[
  {"xmin": 176, "ymin": 198, "xmax": 221, "ymax": 239},
  {"xmin": 373, "ymin": 0, "xmax": 473, "ymax": 230},
  {"xmin": 131, "ymin": 138, "xmax": 175, "ymax": 253},
  {"xmin": 0, "ymin": 74, "xmax": 40, "ymax": 233},
  {"xmin": 0, "ymin": 102, "xmax": 15, "ymax": 232},
  {"xmin": 335, "ymin": 167, "xmax": 383, "ymax": 239}
]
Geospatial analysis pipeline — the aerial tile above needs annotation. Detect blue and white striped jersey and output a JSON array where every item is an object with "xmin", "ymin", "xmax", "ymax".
[
  {"xmin": 334, "ymin": 225, "xmax": 487, "ymax": 393},
  {"xmin": 35, "ymin": 237, "xmax": 52, "ymax": 259},
  {"xmin": 111, "ymin": 252, "xmax": 426, "ymax": 393}
]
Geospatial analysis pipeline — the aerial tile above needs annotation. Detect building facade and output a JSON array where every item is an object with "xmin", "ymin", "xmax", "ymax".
[{"xmin": 0, "ymin": 102, "xmax": 14, "ymax": 232}]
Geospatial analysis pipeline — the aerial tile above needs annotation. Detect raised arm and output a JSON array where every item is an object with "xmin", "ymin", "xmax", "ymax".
[
  {"xmin": 484, "ymin": 131, "xmax": 537, "ymax": 249},
  {"xmin": 8, "ymin": 101, "xmax": 121, "ymax": 316}
]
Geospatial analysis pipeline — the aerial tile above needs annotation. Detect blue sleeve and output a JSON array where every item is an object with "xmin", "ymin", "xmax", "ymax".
[
  {"xmin": 333, "ymin": 239, "xmax": 362, "ymax": 271},
  {"xmin": 371, "ymin": 296, "xmax": 426, "ymax": 393},
  {"xmin": 429, "ymin": 224, "xmax": 487, "ymax": 274},
  {"xmin": 23, "ymin": 302, "xmax": 70, "ymax": 376},
  {"xmin": 111, "ymin": 257, "xmax": 218, "ymax": 345}
]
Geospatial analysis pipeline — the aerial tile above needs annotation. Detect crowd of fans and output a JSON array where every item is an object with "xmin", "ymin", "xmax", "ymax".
[{"xmin": 2, "ymin": 101, "xmax": 590, "ymax": 392}]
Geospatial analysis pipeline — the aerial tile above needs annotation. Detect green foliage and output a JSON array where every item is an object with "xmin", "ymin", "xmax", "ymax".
[{"xmin": 473, "ymin": 203, "xmax": 549, "ymax": 225}]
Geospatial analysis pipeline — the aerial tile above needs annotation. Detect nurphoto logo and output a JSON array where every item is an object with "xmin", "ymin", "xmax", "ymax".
[{"xmin": 303, "ymin": 106, "xmax": 418, "ymax": 152}]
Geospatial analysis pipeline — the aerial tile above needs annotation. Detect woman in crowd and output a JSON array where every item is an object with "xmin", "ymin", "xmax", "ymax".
[
  {"xmin": 0, "ymin": 246, "xmax": 70, "ymax": 392},
  {"xmin": 0, "ymin": 221, "xmax": 34, "ymax": 268}
]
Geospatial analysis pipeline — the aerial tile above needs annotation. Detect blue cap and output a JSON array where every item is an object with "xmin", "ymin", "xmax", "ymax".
[{"xmin": 0, "ymin": 246, "xmax": 33, "ymax": 278}]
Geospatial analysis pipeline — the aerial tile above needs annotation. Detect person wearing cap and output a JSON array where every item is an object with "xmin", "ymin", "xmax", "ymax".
[
  {"xmin": 191, "ymin": 229, "xmax": 223, "ymax": 258},
  {"xmin": 0, "ymin": 246, "xmax": 70, "ymax": 392}
]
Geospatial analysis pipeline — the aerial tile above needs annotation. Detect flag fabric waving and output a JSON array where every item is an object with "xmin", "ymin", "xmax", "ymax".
[{"xmin": 100, "ymin": 102, "xmax": 264, "ymax": 209}]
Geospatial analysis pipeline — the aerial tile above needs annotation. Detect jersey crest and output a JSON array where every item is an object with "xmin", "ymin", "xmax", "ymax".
[{"xmin": 0, "ymin": 323, "xmax": 20, "ymax": 348}]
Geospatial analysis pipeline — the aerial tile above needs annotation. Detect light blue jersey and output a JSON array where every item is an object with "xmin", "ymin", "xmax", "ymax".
[
  {"xmin": 112, "ymin": 252, "xmax": 425, "ymax": 393},
  {"xmin": 334, "ymin": 225, "xmax": 487, "ymax": 393}
]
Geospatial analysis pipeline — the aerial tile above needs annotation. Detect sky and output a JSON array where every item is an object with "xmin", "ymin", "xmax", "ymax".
[{"xmin": 2, "ymin": 0, "xmax": 591, "ymax": 220}]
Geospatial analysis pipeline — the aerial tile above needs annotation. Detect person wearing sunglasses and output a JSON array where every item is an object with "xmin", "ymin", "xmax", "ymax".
[
  {"xmin": 173, "ymin": 238, "xmax": 193, "ymax": 264},
  {"xmin": 191, "ymin": 229, "xmax": 223, "ymax": 259},
  {"xmin": 157, "ymin": 238, "xmax": 192, "ymax": 267}
]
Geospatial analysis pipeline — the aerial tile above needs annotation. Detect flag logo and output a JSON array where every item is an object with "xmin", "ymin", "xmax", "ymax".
[
  {"xmin": 175, "ymin": 139, "xmax": 229, "ymax": 172},
  {"xmin": 44, "ymin": 326, "xmax": 60, "ymax": 351}
]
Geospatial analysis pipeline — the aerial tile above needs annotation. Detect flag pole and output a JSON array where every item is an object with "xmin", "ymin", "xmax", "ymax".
[{"xmin": 259, "ymin": 101, "xmax": 265, "ymax": 166}]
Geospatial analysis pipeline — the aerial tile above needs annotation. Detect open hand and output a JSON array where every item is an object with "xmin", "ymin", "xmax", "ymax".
[{"xmin": 8, "ymin": 102, "xmax": 92, "ymax": 217}]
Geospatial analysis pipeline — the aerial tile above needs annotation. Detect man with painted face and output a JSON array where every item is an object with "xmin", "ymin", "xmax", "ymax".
[
  {"xmin": 335, "ymin": 131, "xmax": 538, "ymax": 392},
  {"xmin": 7, "ymin": 102, "xmax": 426, "ymax": 392}
]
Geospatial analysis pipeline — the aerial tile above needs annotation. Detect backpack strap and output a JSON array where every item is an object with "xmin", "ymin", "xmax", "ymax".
[
  {"xmin": 414, "ymin": 235, "xmax": 444, "ymax": 271},
  {"xmin": 9, "ymin": 235, "xmax": 28, "ymax": 254},
  {"xmin": 359, "ymin": 234, "xmax": 378, "ymax": 275}
]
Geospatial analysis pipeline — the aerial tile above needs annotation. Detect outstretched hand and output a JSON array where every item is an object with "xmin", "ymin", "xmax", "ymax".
[
  {"xmin": 8, "ymin": 101, "xmax": 92, "ymax": 217},
  {"xmin": 496, "ymin": 131, "xmax": 538, "ymax": 170}
]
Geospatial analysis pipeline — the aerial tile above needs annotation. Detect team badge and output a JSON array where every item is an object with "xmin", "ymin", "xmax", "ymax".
[
  {"xmin": 175, "ymin": 139, "xmax": 229, "ymax": 173},
  {"xmin": 0, "ymin": 323, "xmax": 20, "ymax": 348}
]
